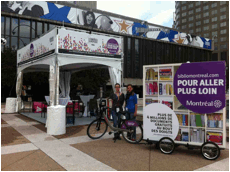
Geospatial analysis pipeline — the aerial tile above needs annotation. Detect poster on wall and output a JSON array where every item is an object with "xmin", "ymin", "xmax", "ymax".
[
  {"xmin": 173, "ymin": 61, "xmax": 226, "ymax": 114},
  {"xmin": 2, "ymin": 1, "xmax": 211, "ymax": 50},
  {"xmin": 143, "ymin": 103, "xmax": 179, "ymax": 141},
  {"xmin": 58, "ymin": 28, "xmax": 122, "ymax": 58},
  {"xmin": 17, "ymin": 29, "xmax": 56, "ymax": 65}
]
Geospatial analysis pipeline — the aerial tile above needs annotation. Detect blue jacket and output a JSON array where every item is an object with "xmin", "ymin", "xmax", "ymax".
[{"xmin": 126, "ymin": 93, "xmax": 137, "ymax": 113}]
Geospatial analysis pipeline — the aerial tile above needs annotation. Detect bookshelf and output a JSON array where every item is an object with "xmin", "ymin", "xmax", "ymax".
[{"xmin": 143, "ymin": 63, "xmax": 226, "ymax": 149}]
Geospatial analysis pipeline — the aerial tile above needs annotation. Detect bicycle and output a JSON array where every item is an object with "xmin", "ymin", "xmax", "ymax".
[{"xmin": 87, "ymin": 99, "xmax": 143, "ymax": 144}]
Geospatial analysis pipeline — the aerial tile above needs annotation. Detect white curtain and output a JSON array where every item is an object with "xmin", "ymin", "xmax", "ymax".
[
  {"xmin": 59, "ymin": 71, "xmax": 71, "ymax": 99},
  {"xmin": 16, "ymin": 72, "xmax": 23, "ymax": 112},
  {"xmin": 108, "ymin": 67, "xmax": 121, "ymax": 92}
]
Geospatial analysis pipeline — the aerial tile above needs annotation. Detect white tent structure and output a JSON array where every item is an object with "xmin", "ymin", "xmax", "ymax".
[{"xmin": 16, "ymin": 27, "xmax": 123, "ymax": 135}]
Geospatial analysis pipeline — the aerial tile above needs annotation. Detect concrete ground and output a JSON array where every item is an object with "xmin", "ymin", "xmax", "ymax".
[
  {"xmin": 1, "ymin": 101, "xmax": 229, "ymax": 171},
  {"xmin": 1, "ymin": 103, "xmax": 229, "ymax": 171}
]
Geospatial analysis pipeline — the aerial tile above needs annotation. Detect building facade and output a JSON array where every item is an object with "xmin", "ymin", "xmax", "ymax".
[
  {"xmin": 1, "ymin": 1, "xmax": 213, "ymax": 94},
  {"xmin": 174, "ymin": 1, "xmax": 229, "ymax": 65}
]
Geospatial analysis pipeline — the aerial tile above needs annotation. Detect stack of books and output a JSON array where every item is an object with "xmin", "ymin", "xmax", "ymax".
[
  {"xmin": 145, "ymin": 99, "xmax": 158, "ymax": 105},
  {"xmin": 162, "ymin": 101, "xmax": 173, "ymax": 109},
  {"xmin": 159, "ymin": 83, "xmax": 173, "ymax": 95},
  {"xmin": 207, "ymin": 132, "xmax": 223, "ymax": 145},
  {"xmin": 190, "ymin": 128, "xmax": 205, "ymax": 143},
  {"xmin": 207, "ymin": 113, "xmax": 223, "ymax": 128},
  {"xmin": 176, "ymin": 114, "xmax": 188, "ymax": 126},
  {"xmin": 190, "ymin": 113, "xmax": 205, "ymax": 127},
  {"xmin": 145, "ymin": 82, "xmax": 158, "ymax": 95},
  {"xmin": 146, "ymin": 68, "xmax": 158, "ymax": 80},
  {"xmin": 159, "ymin": 68, "xmax": 172, "ymax": 80}
]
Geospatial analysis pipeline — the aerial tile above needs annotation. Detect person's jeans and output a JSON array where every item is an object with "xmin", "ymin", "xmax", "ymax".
[
  {"xmin": 112, "ymin": 111, "xmax": 121, "ymax": 128},
  {"xmin": 126, "ymin": 112, "xmax": 136, "ymax": 139}
]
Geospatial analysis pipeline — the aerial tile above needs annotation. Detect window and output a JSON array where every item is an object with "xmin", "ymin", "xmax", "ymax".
[
  {"xmin": 204, "ymin": 19, "xmax": 209, "ymax": 24},
  {"xmin": 214, "ymin": 38, "xmax": 218, "ymax": 43},
  {"xmin": 49, "ymin": 24, "xmax": 56, "ymax": 31},
  {"xmin": 220, "ymin": 29, "xmax": 227, "ymax": 34},
  {"xmin": 189, "ymin": 29, "xmax": 194, "ymax": 34},
  {"xmin": 212, "ymin": 17, "xmax": 218, "ymax": 22},
  {"xmin": 211, "ymin": 2, "xmax": 217, "ymax": 8},
  {"xmin": 1, "ymin": 16, "xmax": 4, "ymax": 35},
  {"xmin": 182, "ymin": 12, "xmax": 187, "ymax": 17},
  {"xmin": 196, "ymin": 8, "xmax": 201, "ymax": 12},
  {"xmin": 189, "ymin": 10, "xmax": 193, "ymax": 15},
  {"xmin": 212, "ymin": 31, "xmax": 217, "ymax": 36},
  {"xmin": 220, "ymin": 22, "xmax": 227, "ymax": 27},
  {"xmin": 212, "ymin": 10, "xmax": 217, "ymax": 15},
  {"xmin": 196, "ymin": 28, "xmax": 201, "ymax": 32},
  {"xmin": 189, "ymin": 3, "xmax": 193, "ymax": 8},
  {"xmin": 11, "ymin": 18, "xmax": 18, "ymax": 36},
  {"xmin": 20, "ymin": 19, "xmax": 30, "ymax": 38},
  {"xmin": 182, "ymin": 1, "xmax": 186, "ymax": 4},
  {"xmin": 127, "ymin": 38, "xmax": 131, "ymax": 77},
  {"xmin": 32, "ymin": 21, "xmax": 35, "ymax": 39},
  {"xmin": 203, "ymin": 12, "xmax": 209, "ymax": 17},
  {"xmin": 220, "ymin": 44, "xmax": 227, "ymax": 49},
  {"xmin": 214, "ymin": 46, "xmax": 218, "ymax": 50},
  {"xmin": 220, "ymin": 1, "xmax": 226, "ymax": 5},
  {"xmin": 203, "ymin": 26, "xmax": 209, "ymax": 31},
  {"xmin": 177, "ymin": 26, "xmax": 180, "ymax": 30},
  {"xmin": 37, "ymin": 22, "xmax": 43, "ymax": 36},
  {"xmin": 19, "ymin": 38, "xmax": 30, "ymax": 49},
  {"xmin": 189, "ymin": 16, "xmax": 194, "ymax": 21},
  {"xmin": 182, "ymin": 25, "xmax": 187, "ymax": 29},
  {"xmin": 196, "ymin": 1, "xmax": 201, "ymax": 6},
  {"xmin": 11, "ymin": 36, "xmax": 18, "ymax": 50},
  {"xmin": 182, "ymin": 19, "xmax": 187, "ymax": 23},
  {"xmin": 220, "ymin": 7, "xmax": 226, "ymax": 12},
  {"xmin": 221, "ymin": 52, "xmax": 227, "ymax": 62},
  {"xmin": 189, "ymin": 23, "xmax": 193, "ymax": 28},
  {"xmin": 204, "ymin": 33, "xmax": 209, "ymax": 37},
  {"xmin": 196, "ymin": 14, "xmax": 201, "ymax": 19},
  {"xmin": 203, "ymin": 5, "xmax": 209, "ymax": 10},
  {"xmin": 220, "ymin": 15, "xmax": 226, "ymax": 20},
  {"xmin": 196, "ymin": 21, "xmax": 201, "ymax": 26},
  {"xmin": 220, "ymin": 37, "xmax": 227, "ymax": 42},
  {"xmin": 135, "ymin": 39, "xmax": 139, "ymax": 76},
  {"xmin": 182, "ymin": 6, "xmax": 187, "ymax": 10},
  {"xmin": 212, "ymin": 24, "xmax": 217, "ymax": 29},
  {"xmin": 5, "ymin": 17, "xmax": 10, "ymax": 36}
]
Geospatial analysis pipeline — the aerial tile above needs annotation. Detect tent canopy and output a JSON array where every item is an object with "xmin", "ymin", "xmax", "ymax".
[{"xmin": 16, "ymin": 27, "xmax": 123, "ymax": 106}]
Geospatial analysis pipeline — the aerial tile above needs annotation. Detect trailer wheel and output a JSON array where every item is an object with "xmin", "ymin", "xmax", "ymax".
[
  {"xmin": 201, "ymin": 142, "xmax": 220, "ymax": 160},
  {"xmin": 159, "ymin": 137, "xmax": 175, "ymax": 154}
]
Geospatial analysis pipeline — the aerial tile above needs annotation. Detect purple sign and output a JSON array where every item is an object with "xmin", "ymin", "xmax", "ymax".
[
  {"xmin": 107, "ymin": 39, "xmax": 119, "ymax": 54},
  {"xmin": 174, "ymin": 61, "xmax": 226, "ymax": 114},
  {"xmin": 30, "ymin": 44, "xmax": 34, "ymax": 57}
]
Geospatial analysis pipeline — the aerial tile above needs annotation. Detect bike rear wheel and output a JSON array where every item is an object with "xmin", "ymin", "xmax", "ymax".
[
  {"xmin": 122, "ymin": 124, "xmax": 143, "ymax": 144},
  {"xmin": 201, "ymin": 142, "xmax": 220, "ymax": 160},
  {"xmin": 87, "ymin": 119, "xmax": 108, "ymax": 139}
]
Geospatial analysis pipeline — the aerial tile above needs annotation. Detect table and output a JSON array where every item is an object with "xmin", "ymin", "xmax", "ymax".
[
  {"xmin": 80, "ymin": 95, "xmax": 95, "ymax": 117},
  {"xmin": 45, "ymin": 96, "xmax": 70, "ymax": 106}
]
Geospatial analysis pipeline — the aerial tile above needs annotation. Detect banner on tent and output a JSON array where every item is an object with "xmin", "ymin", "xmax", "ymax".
[
  {"xmin": 2, "ymin": 1, "xmax": 212, "ymax": 50},
  {"xmin": 58, "ymin": 28, "xmax": 122, "ymax": 58},
  {"xmin": 17, "ymin": 28, "xmax": 57, "ymax": 65}
]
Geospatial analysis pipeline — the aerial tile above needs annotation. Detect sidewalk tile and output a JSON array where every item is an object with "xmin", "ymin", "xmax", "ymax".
[
  {"xmin": 1, "ymin": 126, "xmax": 31, "ymax": 146},
  {"xmin": 1, "ymin": 150, "xmax": 65, "ymax": 171},
  {"xmin": 1, "ymin": 143, "xmax": 39, "ymax": 155}
]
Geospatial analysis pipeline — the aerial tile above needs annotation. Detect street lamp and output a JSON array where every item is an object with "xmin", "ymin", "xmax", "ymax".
[{"xmin": 89, "ymin": 15, "xmax": 113, "ymax": 34}]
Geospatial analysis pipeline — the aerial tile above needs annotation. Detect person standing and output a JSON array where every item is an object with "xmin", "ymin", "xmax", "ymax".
[
  {"xmin": 125, "ymin": 84, "xmax": 138, "ymax": 140},
  {"xmin": 110, "ymin": 83, "xmax": 125, "ymax": 140}
]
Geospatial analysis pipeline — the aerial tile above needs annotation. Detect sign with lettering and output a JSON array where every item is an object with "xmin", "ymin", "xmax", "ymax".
[
  {"xmin": 143, "ymin": 103, "xmax": 179, "ymax": 141},
  {"xmin": 174, "ymin": 61, "xmax": 226, "ymax": 114}
]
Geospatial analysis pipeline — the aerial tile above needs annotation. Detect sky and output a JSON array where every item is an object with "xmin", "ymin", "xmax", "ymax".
[{"xmin": 97, "ymin": 1, "xmax": 175, "ymax": 28}]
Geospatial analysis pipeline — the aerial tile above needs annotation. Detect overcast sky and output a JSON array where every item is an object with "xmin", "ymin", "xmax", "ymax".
[{"xmin": 97, "ymin": 1, "xmax": 175, "ymax": 28}]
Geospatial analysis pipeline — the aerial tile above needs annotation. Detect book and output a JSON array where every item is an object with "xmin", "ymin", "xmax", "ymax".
[
  {"xmin": 159, "ymin": 69, "xmax": 172, "ymax": 80},
  {"xmin": 159, "ymin": 83, "xmax": 162, "ymax": 95},
  {"xmin": 195, "ymin": 115, "xmax": 202, "ymax": 127}
]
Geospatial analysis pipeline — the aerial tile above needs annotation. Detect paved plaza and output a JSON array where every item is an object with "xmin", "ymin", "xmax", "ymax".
[{"xmin": 1, "ymin": 104, "xmax": 229, "ymax": 171}]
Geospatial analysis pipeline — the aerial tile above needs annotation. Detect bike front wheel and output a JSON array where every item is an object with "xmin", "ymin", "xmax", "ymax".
[
  {"xmin": 201, "ymin": 142, "xmax": 220, "ymax": 160},
  {"xmin": 159, "ymin": 137, "xmax": 175, "ymax": 154},
  {"xmin": 87, "ymin": 119, "xmax": 108, "ymax": 139},
  {"xmin": 122, "ymin": 124, "xmax": 143, "ymax": 144}
]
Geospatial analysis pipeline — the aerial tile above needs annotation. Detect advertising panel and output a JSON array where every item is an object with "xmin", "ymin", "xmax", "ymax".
[
  {"xmin": 2, "ymin": 1, "xmax": 212, "ymax": 50},
  {"xmin": 58, "ymin": 28, "xmax": 122, "ymax": 58},
  {"xmin": 143, "ymin": 103, "xmax": 179, "ymax": 141},
  {"xmin": 174, "ymin": 61, "xmax": 226, "ymax": 114},
  {"xmin": 17, "ymin": 28, "xmax": 56, "ymax": 65}
]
